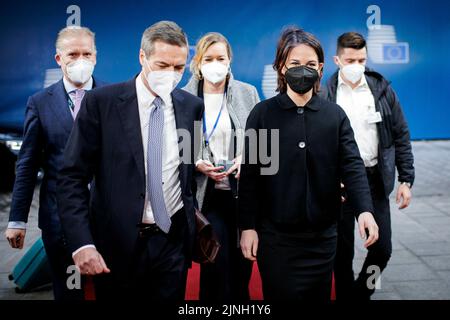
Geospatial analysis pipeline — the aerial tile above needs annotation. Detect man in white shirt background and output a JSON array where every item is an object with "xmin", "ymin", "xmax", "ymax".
[{"xmin": 321, "ymin": 32, "xmax": 415, "ymax": 300}]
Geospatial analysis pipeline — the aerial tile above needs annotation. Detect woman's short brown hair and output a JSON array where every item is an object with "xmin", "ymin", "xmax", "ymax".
[
  {"xmin": 273, "ymin": 26, "xmax": 324, "ymax": 94},
  {"xmin": 190, "ymin": 32, "xmax": 233, "ymax": 80}
]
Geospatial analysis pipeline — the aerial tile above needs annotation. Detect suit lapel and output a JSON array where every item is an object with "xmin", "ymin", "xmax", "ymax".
[
  {"xmin": 171, "ymin": 89, "xmax": 188, "ymax": 187},
  {"xmin": 113, "ymin": 86, "xmax": 190, "ymax": 189},
  {"xmin": 47, "ymin": 80, "xmax": 73, "ymax": 136},
  {"xmin": 171, "ymin": 89, "xmax": 188, "ymax": 136},
  {"xmin": 116, "ymin": 79, "xmax": 145, "ymax": 181}
]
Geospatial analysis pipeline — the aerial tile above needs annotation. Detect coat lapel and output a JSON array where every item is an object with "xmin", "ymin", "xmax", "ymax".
[
  {"xmin": 171, "ymin": 89, "xmax": 188, "ymax": 134},
  {"xmin": 116, "ymin": 79, "xmax": 145, "ymax": 181},
  {"xmin": 47, "ymin": 80, "xmax": 73, "ymax": 136},
  {"xmin": 113, "ymin": 86, "xmax": 191, "ymax": 189},
  {"xmin": 171, "ymin": 89, "xmax": 189, "ymax": 187}
]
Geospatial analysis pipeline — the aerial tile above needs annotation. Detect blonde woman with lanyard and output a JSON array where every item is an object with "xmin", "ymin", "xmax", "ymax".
[{"xmin": 183, "ymin": 32, "xmax": 260, "ymax": 302}]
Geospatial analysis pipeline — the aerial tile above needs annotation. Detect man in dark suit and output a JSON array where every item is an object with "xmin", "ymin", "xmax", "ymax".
[
  {"xmin": 5, "ymin": 26, "xmax": 105, "ymax": 300},
  {"xmin": 57, "ymin": 21, "xmax": 203, "ymax": 300}
]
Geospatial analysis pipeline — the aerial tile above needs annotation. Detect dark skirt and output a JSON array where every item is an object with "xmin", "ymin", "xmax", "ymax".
[
  {"xmin": 200, "ymin": 186, "xmax": 253, "ymax": 302},
  {"xmin": 257, "ymin": 218, "xmax": 337, "ymax": 301}
]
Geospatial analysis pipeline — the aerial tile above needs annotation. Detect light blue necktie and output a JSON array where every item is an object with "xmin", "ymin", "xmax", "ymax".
[{"xmin": 147, "ymin": 97, "xmax": 171, "ymax": 233}]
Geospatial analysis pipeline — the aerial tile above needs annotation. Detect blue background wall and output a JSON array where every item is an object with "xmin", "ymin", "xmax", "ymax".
[{"xmin": 1, "ymin": 0, "xmax": 449, "ymax": 139}]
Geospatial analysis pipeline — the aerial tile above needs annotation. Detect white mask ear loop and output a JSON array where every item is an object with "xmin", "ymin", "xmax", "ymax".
[{"xmin": 144, "ymin": 55, "xmax": 153, "ymax": 74}]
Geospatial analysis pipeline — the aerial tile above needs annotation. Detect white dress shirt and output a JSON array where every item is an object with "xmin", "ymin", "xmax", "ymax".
[
  {"xmin": 73, "ymin": 75, "xmax": 184, "ymax": 256},
  {"xmin": 7, "ymin": 76, "xmax": 94, "ymax": 232},
  {"xmin": 336, "ymin": 72, "xmax": 379, "ymax": 167},
  {"xmin": 136, "ymin": 75, "xmax": 184, "ymax": 224},
  {"xmin": 203, "ymin": 93, "xmax": 232, "ymax": 190}
]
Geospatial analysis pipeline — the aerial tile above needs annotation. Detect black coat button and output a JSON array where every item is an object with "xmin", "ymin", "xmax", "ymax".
[{"xmin": 297, "ymin": 108, "xmax": 304, "ymax": 114}]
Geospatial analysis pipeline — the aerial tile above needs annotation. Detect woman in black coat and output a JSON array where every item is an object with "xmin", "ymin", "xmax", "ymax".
[{"xmin": 238, "ymin": 27, "xmax": 379, "ymax": 301}]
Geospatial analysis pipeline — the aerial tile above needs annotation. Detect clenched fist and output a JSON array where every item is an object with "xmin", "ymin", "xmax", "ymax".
[{"xmin": 5, "ymin": 228, "xmax": 26, "ymax": 249}]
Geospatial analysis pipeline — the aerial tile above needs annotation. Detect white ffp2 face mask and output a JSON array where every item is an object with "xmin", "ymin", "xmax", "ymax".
[
  {"xmin": 144, "ymin": 58, "xmax": 182, "ymax": 97},
  {"xmin": 201, "ymin": 61, "xmax": 229, "ymax": 84},
  {"xmin": 340, "ymin": 62, "xmax": 365, "ymax": 84},
  {"xmin": 66, "ymin": 59, "xmax": 95, "ymax": 85}
]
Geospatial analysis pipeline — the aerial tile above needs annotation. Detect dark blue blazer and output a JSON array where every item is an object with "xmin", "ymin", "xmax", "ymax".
[
  {"xmin": 57, "ymin": 77, "xmax": 204, "ymax": 281},
  {"xmin": 8, "ymin": 78, "xmax": 107, "ymax": 233}
]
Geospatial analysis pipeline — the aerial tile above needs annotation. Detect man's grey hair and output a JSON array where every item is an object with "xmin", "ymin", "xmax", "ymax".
[
  {"xmin": 141, "ymin": 21, "xmax": 188, "ymax": 57},
  {"xmin": 55, "ymin": 26, "xmax": 96, "ymax": 53}
]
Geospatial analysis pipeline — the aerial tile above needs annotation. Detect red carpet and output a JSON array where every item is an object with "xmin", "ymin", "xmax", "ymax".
[
  {"xmin": 85, "ymin": 262, "xmax": 335, "ymax": 300},
  {"xmin": 185, "ymin": 262, "xmax": 335, "ymax": 300}
]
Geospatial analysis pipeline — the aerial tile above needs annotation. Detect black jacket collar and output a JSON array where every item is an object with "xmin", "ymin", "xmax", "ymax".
[{"xmin": 276, "ymin": 92, "xmax": 321, "ymax": 111}]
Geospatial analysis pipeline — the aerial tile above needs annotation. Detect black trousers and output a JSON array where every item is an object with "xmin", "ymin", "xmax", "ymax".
[
  {"xmin": 257, "ymin": 218, "xmax": 337, "ymax": 301},
  {"xmin": 334, "ymin": 166, "xmax": 392, "ymax": 300},
  {"xmin": 200, "ymin": 187, "xmax": 253, "ymax": 302},
  {"xmin": 41, "ymin": 229, "xmax": 84, "ymax": 301},
  {"xmin": 93, "ymin": 208, "xmax": 189, "ymax": 301}
]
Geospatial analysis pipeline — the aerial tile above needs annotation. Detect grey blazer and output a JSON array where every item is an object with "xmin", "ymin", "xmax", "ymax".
[{"xmin": 182, "ymin": 74, "xmax": 260, "ymax": 210}]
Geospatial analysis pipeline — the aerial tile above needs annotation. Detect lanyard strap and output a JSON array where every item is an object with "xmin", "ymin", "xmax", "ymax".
[{"xmin": 203, "ymin": 93, "xmax": 226, "ymax": 146}]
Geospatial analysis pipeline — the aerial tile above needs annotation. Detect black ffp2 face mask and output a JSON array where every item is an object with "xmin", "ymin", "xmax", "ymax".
[{"xmin": 284, "ymin": 65, "xmax": 319, "ymax": 94}]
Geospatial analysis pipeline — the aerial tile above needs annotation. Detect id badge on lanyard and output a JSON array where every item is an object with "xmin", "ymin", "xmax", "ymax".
[{"xmin": 203, "ymin": 93, "xmax": 227, "ymax": 147}]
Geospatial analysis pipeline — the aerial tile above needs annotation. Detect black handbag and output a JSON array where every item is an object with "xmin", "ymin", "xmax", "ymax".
[{"xmin": 193, "ymin": 209, "xmax": 220, "ymax": 264}]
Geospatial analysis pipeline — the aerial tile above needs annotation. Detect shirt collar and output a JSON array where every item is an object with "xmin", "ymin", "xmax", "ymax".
[
  {"xmin": 338, "ymin": 70, "xmax": 369, "ymax": 89},
  {"xmin": 63, "ymin": 76, "xmax": 93, "ymax": 94},
  {"xmin": 276, "ymin": 92, "xmax": 320, "ymax": 111},
  {"xmin": 136, "ymin": 73, "xmax": 156, "ymax": 108}
]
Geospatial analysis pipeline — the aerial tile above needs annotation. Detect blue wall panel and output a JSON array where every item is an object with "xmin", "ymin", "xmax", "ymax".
[{"xmin": 1, "ymin": 0, "xmax": 449, "ymax": 139}]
